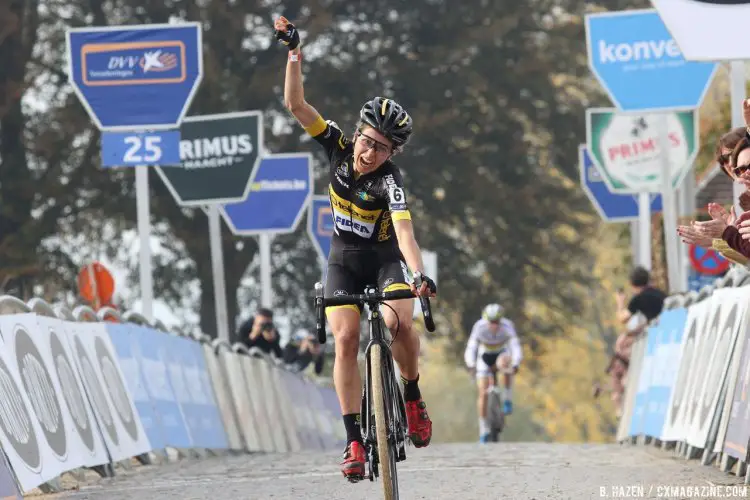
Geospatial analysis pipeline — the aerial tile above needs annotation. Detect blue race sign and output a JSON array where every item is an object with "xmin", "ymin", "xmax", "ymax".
[
  {"xmin": 101, "ymin": 130, "xmax": 181, "ymax": 167},
  {"xmin": 578, "ymin": 145, "xmax": 662, "ymax": 222},
  {"xmin": 307, "ymin": 195, "xmax": 334, "ymax": 261},
  {"xmin": 585, "ymin": 9, "xmax": 717, "ymax": 112},
  {"xmin": 66, "ymin": 23, "xmax": 202, "ymax": 130},
  {"xmin": 221, "ymin": 153, "xmax": 312, "ymax": 235}
]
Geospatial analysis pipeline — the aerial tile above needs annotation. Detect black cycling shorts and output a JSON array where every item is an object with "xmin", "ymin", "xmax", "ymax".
[{"xmin": 324, "ymin": 241, "xmax": 412, "ymax": 314}]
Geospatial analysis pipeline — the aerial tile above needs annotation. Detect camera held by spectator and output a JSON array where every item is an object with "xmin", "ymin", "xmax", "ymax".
[
  {"xmin": 283, "ymin": 328, "xmax": 325, "ymax": 375},
  {"xmin": 238, "ymin": 307, "xmax": 283, "ymax": 359}
]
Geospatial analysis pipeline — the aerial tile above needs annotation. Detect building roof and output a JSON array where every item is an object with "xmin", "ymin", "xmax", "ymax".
[{"xmin": 696, "ymin": 163, "xmax": 734, "ymax": 209}]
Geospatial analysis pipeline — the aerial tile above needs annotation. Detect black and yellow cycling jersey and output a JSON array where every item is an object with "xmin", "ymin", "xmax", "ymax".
[{"xmin": 304, "ymin": 115, "xmax": 411, "ymax": 251}]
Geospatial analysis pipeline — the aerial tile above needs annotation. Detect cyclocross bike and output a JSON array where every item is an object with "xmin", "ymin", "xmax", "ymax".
[
  {"xmin": 314, "ymin": 272, "xmax": 436, "ymax": 500},
  {"xmin": 485, "ymin": 364, "xmax": 513, "ymax": 442}
]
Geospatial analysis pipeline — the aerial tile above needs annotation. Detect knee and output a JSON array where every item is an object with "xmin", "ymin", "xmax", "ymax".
[
  {"xmin": 497, "ymin": 354, "xmax": 511, "ymax": 369},
  {"xmin": 333, "ymin": 325, "xmax": 360, "ymax": 358},
  {"xmin": 386, "ymin": 315, "xmax": 414, "ymax": 339}
]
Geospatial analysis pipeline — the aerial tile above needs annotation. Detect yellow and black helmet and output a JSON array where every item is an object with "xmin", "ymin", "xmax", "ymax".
[{"xmin": 359, "ymin": 96, "xmax": 413, "ymax": 148}]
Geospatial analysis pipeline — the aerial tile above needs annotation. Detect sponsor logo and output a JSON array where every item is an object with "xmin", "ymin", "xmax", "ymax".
[
  {"xmin": 334, "ymin": 163, "xmax": 350, "ymax": 187},
  {"xmin": 383, "ymin": 278, "xmax": 394, "ymax": 287},
  {"xmin": 400, "ymin": 261, "xmax": 411, "ymax": 282},
  {"xmin": 250, "ymin": 179, "xmax": 308, "ymax": 191},
  {"xmin": 180, "ymin": 134, "xmax": 254, "ymax": 169},
  {"xmin": 357, "ymin": 190, "xmax": 374, "ymax": 202},
  {"xmin": 333, "ymin": 289, "xmax": 347, "ymax": 296},
  {"xmin": 597, "ymin": 39, "xmax": 681, "ymax": 64},
  {"xmin": 378, "ymin": 211, "xmax": 392, "ymax": 242},
  {"xmin": 329, "ymin": 187, "xmax": 381, "ymax": 222},
  {"xmin": 81, "ymin": 41, "xmax": 186, "ymax": 86},
  {"xmin": 336, "ymin": 162, "xmax": 349, "ymax": 178},
  {"xmin": 334, "ymin": 215, "xmax": 371, "ymax": 236}
]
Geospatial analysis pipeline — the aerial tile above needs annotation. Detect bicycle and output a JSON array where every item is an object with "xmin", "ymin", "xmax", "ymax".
[
  {"xmin": 486, "ymin": 366, "xmax": 510, "ymax": 442},
  {"xmin": 470, "ymin": 357, "xmax": 514, "ymax": 443},
  {"xmin": 313, "ymin": 273, "xmax": 436, "ymax": 500}
]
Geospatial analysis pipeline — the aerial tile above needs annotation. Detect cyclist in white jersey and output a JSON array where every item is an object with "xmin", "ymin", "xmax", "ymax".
[{"xmin": 464, "ymin": 303, "xmax": 522, "ymax": 442}]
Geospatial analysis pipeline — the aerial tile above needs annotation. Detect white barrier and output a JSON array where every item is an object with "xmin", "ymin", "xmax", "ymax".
[
  {"xmin": 0, "ymin": 296, "xmax": 343, "ymax": 495},
  {"xmin": 620, "ymin": 265, "xmax": 750, "ymax": 482}
]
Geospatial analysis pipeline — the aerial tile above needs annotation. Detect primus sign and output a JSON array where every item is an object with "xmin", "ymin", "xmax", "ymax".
[
  {"xmin": 585, "ymin": 9, "xmax": 717, "ymax": 112},
  {"xmin": 585, "ymin": 108, "xmax": 698, "ymax": 194}
]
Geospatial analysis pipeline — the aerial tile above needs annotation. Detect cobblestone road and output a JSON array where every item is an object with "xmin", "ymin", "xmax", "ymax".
[{"xmin": 45, "ymin": 443, "xmax": 750, "ymax": 500}]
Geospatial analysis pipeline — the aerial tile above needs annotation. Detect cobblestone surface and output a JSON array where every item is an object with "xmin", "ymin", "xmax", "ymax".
[{"xmin": 43, "ymin": 443, "xmax": 750, "ymax": 500}]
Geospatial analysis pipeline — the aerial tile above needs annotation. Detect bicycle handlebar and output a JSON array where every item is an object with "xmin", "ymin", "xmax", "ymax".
[{"xmin": 314, "ymin": 279, "xmax": 436, "ymax": 344}]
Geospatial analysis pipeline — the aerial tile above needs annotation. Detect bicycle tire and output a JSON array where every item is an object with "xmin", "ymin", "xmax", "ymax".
[
  {"xmin": 487, "ymin": 389, "xmax": 505, "ymax": 440},
  {"xmin": 371, "ymin": 343, "xmax": 399, "ymax": 500}
]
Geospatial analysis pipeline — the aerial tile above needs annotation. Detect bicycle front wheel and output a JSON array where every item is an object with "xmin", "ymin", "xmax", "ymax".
[{"xmin": 371, "ymin": 343, "xmax": 399, "ymax": 500}]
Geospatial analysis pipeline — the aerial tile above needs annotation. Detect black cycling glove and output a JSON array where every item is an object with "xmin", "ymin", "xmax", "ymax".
[
  {"xmin": 274, "ymin": 21, "xmax": 300, "ymax": 51},
  {"xmin": 413, "ymin": 272, "xmax": 437, "ymax": 294}
]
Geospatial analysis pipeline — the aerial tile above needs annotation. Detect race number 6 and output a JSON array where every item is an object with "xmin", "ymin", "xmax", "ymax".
[
  {"xmin": 124, "ymin": 135, "xmax": 163, "ymax": 163},
  {"xmin": 389, "ymin": 187, "xmax": 405, "ymax": 204}
]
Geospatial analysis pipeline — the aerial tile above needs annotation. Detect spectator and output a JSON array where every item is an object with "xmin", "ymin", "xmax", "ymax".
[
  {"xmin": 605, "ymin": 267, "xmax": 666, "ymax": 418},
  {"xmin": 283, "ymin": 329, "xmax": 325, "ymax": 375},
  {"xmin": 237, "ymin": 307, "xmax": 283, "ymax": 359},
  {"xmin": 615, "ymin": 266, "xmax": 666, "ymax": 330},
  {"xmin": 683, "ymin": 138, "xmax": 750, "ymax": 262}
]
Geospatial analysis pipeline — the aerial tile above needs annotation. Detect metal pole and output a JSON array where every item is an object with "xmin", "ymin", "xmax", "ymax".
[
  {"xmin": 208, "ymin": 205, "xmax": 229, "ymax": 341},
  {"xmin": 630, "ymin": 220, "xmax": 640, "ymax": 267},
  {"xmin": 658, "ymin": 113, "xmax": 681, "ymax": 293},
  {"xmin": 731, "ymin": 61, "xmax": 746, "ymax": 214},
  {"xmin": 135, "ymin": 165, "xmax": 154, "ymax": 322},
  {"xmin": 638, "ymin": 192, "xmax": 652, "ymax": 269},
  {"xmin": 680, "ymin": 174, "xmax": 696, "ymax": 292},
  {"xmin": 259, "ymin": 233, "xmax": 273, "ymax": 308}
]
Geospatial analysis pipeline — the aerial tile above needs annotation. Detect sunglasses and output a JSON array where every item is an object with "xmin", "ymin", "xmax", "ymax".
[
  {"xmin": 356, "ymin": 131, "xmax": 392, "ymax": 155},
  {"xmin": 734, "ymin": 163, "xmax": 750, "ymax": 177}
]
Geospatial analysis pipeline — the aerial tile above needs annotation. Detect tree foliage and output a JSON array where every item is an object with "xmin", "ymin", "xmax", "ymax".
[{"xmin": 3, "ymin": 0, "xmax": 651, "ymax": 357}]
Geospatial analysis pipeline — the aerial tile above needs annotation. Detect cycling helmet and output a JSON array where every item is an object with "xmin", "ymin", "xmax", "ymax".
[
  {"xmin": 359, "ymin": 96, "xmax": 413, "ymax": 148},
  {"xmin": 482, "ymin": 303, "xmax": 504, "ymax": 322}
]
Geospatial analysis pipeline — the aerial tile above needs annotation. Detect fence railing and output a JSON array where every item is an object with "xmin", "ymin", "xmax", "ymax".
[
  {"xmin": 0, "ymin": 296, "xmax": 344, "ymax": 498},
  {"xmin": 618, "ymin": 264, "xmax": 750, "ymax": 484}
]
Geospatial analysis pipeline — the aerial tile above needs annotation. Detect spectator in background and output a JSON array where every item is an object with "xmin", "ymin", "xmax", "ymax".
[
  {"xmin": 615, "ymin": 266, "xmax": 666, "ymax": 329},
  {"xmin": 606, "ymin": 267, "xmax": 666, "ymax": 418},
  {"xmin": 283, "ymin": 329, "xmax": 325, "ymax": 375},
  {"xmin": 238, "ymin": 307, "xmax": 283, "ymax": 359}
]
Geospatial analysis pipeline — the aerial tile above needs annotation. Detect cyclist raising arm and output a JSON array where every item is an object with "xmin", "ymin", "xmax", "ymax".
[
  {"xmin": 464, "ymin": 304, "xmax": 523, "ymax": 443},
  {"xmin": 274, "ymin": 16, "xmax": 437, "ymax": 482}
]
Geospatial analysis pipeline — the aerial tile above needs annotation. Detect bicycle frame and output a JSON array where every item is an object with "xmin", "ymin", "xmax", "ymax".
[{"xmin": 360, "ymin": 299, "xmax": 408, "ymax": 477}]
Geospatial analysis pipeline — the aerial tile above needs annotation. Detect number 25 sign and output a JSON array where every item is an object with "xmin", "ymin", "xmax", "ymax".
[{"xmin": 100, "ymin": 130, "xmax": 181, "ymax": 168}]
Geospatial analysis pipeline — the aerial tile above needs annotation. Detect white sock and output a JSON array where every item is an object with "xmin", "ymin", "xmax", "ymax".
[
  {"xmin": 504, "ymin": 388, "xmax": 512, "ymax": 401},
  {"xmin": 478, "ymin": 417, "xmax": 488, "ymax": 436}
]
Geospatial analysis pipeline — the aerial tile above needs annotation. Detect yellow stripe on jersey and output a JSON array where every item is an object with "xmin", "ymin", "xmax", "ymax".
[
  {"xmin": 383, "ymin": 283, "xmax": 411, "ymax": 293},
  {"xmin": 391, "ymin": 210, "xmax": 411, "ymax": 221},
  {"xmin": 480, "ymin": 341, "xmax": 507, "ymax": 349},
  {"xmin": 329, "ymin": 185, "xmax": 382, "ymax": 223},
  {"xmin": 304, "ymin": 115, "xmax": 328, "ymax": 137}
]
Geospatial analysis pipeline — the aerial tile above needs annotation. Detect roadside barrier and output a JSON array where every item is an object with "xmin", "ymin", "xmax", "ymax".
[
  {"xmin": 619, "ymin": 266, "xmax": 750, "ymax": 483},
  {"xmin": 0, "ymin": 296, "xmax": 343, "ymax": 496}
]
